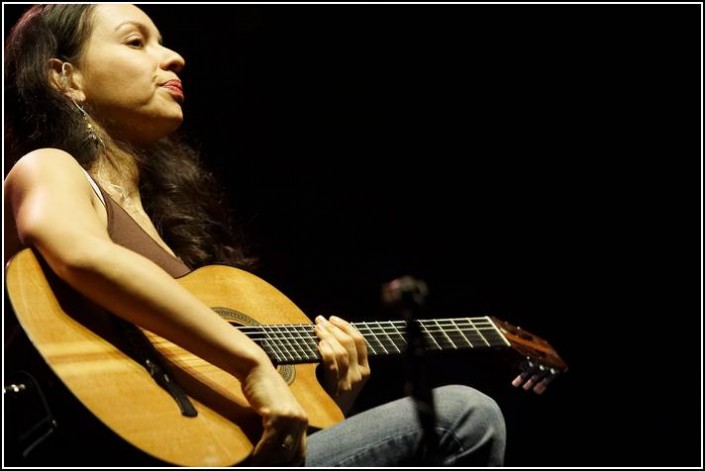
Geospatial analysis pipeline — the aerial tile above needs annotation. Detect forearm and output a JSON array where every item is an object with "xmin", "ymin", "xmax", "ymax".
[{"xmin": 36, "ymin": 239, "xmax": 271, "ymax": 381}]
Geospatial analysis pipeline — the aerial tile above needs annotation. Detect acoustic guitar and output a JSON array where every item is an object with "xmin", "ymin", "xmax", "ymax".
[{"xmin": 5, "ymin": 248, "xmax": 567, "ymax": 466}]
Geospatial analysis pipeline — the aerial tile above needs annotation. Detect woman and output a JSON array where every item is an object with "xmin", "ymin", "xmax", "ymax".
[{"xmin": 4, "ymin": 5, "xmax": 506, "ymax": 466}]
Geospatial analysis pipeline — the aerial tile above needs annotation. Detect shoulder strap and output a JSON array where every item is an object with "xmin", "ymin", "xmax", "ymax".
[{"xmin": 80, "ymin": 168, "xmax": 106, "ymax": 208}]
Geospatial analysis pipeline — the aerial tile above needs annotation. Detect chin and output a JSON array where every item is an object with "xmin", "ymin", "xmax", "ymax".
[
  {"xmin": 164, "ymin": 115, "xmax": 184, "ymax": 133},
  {"xmin": 152, "ymin": 113, "xmax": 184, "ymax": 138},
  {"xmin": 130, "ymin": 120, "xmax": 184, "ymax": 146}
]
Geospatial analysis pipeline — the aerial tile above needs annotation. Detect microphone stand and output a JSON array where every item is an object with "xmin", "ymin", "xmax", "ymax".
[{"xmin": 382, "ymin": 276, "xmax": 441, "ymax": 466}]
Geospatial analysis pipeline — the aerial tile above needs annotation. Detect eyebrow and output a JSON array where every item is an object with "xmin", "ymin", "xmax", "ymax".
[{"xmin": 114, "ymin": 21, "xmax": 163, "ymax": 45}]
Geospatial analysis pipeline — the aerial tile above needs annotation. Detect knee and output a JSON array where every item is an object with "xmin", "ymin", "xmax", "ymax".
[
  {"xmin": 434, "ymin": 385, "xmax": 507, "ymax": 466},
  {"xmin": 435, "ymin": 384, "xmax": 506, "ymax": 439}
]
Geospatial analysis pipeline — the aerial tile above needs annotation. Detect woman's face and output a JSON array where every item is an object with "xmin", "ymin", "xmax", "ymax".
[{"xmin": 75, "ymin": 4, "xmax": 186, "ymax": 145}]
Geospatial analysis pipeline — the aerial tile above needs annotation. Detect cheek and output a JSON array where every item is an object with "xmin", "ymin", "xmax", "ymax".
[{"xmin": 85, "ymin": 63, "xmax": 155, "ymax": 109}]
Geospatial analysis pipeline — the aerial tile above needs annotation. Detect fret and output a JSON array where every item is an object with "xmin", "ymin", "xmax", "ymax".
[
  {"xmin": 419, "ymin": 322, "xmax": 442, "ymax": 351},
  {"xmin": 449, "ymin": 319, "xmax": 474, "ymax": 348},
  {"xmin": 475, "ymin": 318, "xmax": 496, "ymax": 347},
  {"xmin": 373, "ymin": 321, "xmax": 401, "ymax": 354},
  {"xmin": 264, "ymin": 325, "xmax": 292, "ymax": 364},
  {"xmin": 457, "ymin": 317, "xmax": 509, "ymax": 348},
  {"xmin": 353, "ymin": 323, "xmax": 383, "ymax": 355},
  {"xmin": 454, "ymin": 318, "xmax": 491, "ymax": 348},
  {"xmin": 239, "ymin": 325, "xmax": 320, "ymax": 363},
  {"xmin": 270, "ymin": 325, "xmax": 296, "ymax": 362},
  {"xmin": 386, "ymin": 321, "xmax": 407, "ymax": 351},
  {"xmin": 236, "ymin": 316, "xmax": 510, "ymax": 365},
  {"xmin": 254, "ymin": 328, "xmax": 278, "ymax": 361},
  {"xmin": 432, "ymin": 319, "xmax": 458, "ymax": 349},
  {"xmin": 276, "ymin": 325, "xmax": 303, "ymax": 362},
  {"xmin": 479, "ymin": 316, "xmax": 511, "ymax": 347},
  {"xmin": 293, "ymin": 325, "xmax": 320, "ymax": 361},
  {"xmin": 253, "ymin": 327, "xmax": 283, "ymax": 364},
  {"xmin": 273, "ymin": 325, "xmax": 301, "ymax": 363}
]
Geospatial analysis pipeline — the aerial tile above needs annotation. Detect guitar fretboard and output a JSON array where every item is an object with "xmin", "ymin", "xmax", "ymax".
[{"xmin": 236, "ymin": 317, "xmax": 510, "ymax": 365}]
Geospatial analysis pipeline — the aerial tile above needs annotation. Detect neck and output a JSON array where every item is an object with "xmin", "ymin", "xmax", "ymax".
[
  {"xmin": 235, "ymin": 317, "xmax": 510, "ymax": 365},
  {"xmin": 90, "ymin": 143, "xmax": 140, "ymax": 204}
]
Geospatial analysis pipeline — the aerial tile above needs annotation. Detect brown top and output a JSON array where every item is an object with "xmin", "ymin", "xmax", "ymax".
[{"xmin": 95, "ymin": 183, "xmax": 191, "ymax": 278}]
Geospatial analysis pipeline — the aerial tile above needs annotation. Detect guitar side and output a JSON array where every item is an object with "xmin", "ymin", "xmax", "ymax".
[{"xmin": 5, "ymin": 248, "xmax": 344, "ymax": 467}]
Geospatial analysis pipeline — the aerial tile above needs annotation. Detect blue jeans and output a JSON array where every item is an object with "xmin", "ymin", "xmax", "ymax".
[{"xmin": 306, "ymin": 385, "xmax": 506, "ymax": 466}]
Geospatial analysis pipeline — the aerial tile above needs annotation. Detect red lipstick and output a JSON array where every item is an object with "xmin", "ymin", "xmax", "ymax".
[{"xmin": 161, "ymin": 80, "xmax": 184, "ymax": 102}]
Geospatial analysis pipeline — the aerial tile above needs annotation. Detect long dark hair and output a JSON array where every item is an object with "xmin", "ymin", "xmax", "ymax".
[{"xmin": 4, "ymin": 5, "xmax": 255, "ymax": 270}]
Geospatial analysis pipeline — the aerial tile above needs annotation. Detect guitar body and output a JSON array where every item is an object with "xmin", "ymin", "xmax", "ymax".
[{"xmin": 5, "ymin": 248, "xmax": 344, "ymax": 466}]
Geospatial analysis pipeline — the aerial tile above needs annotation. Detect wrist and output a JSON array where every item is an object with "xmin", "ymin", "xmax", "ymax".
[{"xmin": 231, "ymin": 350, "xmax": 274, "ymax": 381}]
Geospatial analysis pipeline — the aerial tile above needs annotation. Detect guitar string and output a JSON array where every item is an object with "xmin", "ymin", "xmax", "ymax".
[
  {"xmin": 235, "ymin": 326, "xmax": 500, "ymax": 336},
  {"xmin": 235, "ymin": 327, "xmax": 501, "ymax": 338},
  {"xmin": 263, "ymin": 325, "xmax": 289, "ymax": 364},
  {"xmin": 235, "ymin": 320, "xmax": 505, "ymax": 355},
  {"xmin": 234, "ymin": 318, "xmax": 498, "ymax": 333},
  {"xmin": 273, "ymin": 324, "xmax": 301, "ymax": 362},
  {"xmin": 157, "ymin": 320, "xmax": 506, "ymax": 369},
  {"xmin": 433, "ymin": 318, "xmax": 457, "ymax": 349}
]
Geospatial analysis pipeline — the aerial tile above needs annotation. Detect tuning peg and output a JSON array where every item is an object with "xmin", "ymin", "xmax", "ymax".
[
  {"xmin": 512, "ymin": 360, "xmax": 560, "ymax": 394},
  {"xmin": 522, "ymin": 364, "xmax": 550, "ymax": 392},
  {"xmin": 512, "ymin": 358, "xmax": 537, "ymax": 388},
  {"xmin": 532, "ymin": 371, "xmax": 558, "ymax": 395}
]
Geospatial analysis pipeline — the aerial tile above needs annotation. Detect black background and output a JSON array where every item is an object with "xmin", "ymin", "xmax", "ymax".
[{"xmin": 4, "ymin": 3, "xmax": 701, "ymax": 467}]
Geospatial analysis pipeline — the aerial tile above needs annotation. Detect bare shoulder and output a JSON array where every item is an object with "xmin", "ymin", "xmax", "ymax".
[
  {"xmin": 6, "ymin": 147, "xmax": 86, "ymax": 180},
  {"xmin": 5, "ymin": 148, "xmax": 108, "ymax": 254},
  {"xmin": 4, "ymin": 148, "xmax": 92, "ymax": 198}
]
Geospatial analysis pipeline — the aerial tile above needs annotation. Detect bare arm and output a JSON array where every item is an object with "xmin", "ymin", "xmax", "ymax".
[
  {"xmin": 5, "ymin": 149, "xmax": 308, "ymax": 464},
  {"xmin": 6, "ymin": 149, "xmax": 268, "ymax": 377}
]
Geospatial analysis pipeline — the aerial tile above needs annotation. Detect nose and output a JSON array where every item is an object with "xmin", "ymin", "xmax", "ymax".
[{"xmin": 161, "ymin": 46, "xmax": 185, "ymax": 74}]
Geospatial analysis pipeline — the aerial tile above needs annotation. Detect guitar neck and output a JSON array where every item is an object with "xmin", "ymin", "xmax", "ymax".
[{"xmin": 237, "ymin": 316, "xmax": 511, "ymax": 365}]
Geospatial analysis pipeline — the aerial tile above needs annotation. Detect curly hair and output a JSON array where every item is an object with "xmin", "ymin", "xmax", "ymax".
[{"xmin": 4, "ymin": 5, "xmax": 255, "ymax": 269}]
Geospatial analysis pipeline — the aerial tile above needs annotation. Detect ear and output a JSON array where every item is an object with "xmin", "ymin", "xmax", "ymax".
[{"xmin": 47, "ymin": 58, "xmax": 86, "ymax": 102}]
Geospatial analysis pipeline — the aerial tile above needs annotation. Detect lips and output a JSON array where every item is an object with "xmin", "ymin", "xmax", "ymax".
[{"xmin": 161, "ymin": 80, "xmax": 184, "ymax": 102}]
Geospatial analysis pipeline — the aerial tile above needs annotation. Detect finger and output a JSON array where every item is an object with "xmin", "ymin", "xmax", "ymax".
[
  {"xmin": 254, "ymin": 431, "xmax": 300, "ymax": 465},
  {"xmin": 328, "ymin": 315, "xmax": 353, "ymax": 331},
  {"xmin": 282, "ymin": 431, "xmax": 306, "ymax": 462},
  {"xmin": 329, "ymin": 316, "xmax": 369, "ymax": 367},
  {"xmin": 315, "ymin": 317, "xmax": 350, "ymax": 371},
  {"xmin": 256, "ymin": 416, "xmax": 308, "ymax": 464},
  {"xmin": 318, "ymin": 339, "xmax": 337, "ymax": 369},
  {"xmin": 319, "ymin": 316, "xmax": 358, "ymax": 363},
  {"xmin": 318, "ymin": 340, "xmax": 339, "ymax": 394},
  {"xmin": 314, "ymin": 316, "xmax": 337, "ymax": 342}
]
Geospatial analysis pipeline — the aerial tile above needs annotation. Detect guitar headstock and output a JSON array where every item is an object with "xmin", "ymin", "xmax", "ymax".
[{"xmin": 491, "ymin": 317, "xmax": 568, "ymax": 394}]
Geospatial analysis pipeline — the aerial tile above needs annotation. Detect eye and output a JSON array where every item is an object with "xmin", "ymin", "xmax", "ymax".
[{"xmin": 126, "ymin": 37, "xmax": 144, "ymax": 48}]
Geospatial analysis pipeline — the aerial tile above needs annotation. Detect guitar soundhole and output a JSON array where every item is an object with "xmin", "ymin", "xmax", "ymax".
[{"xmin": 211, "ymin": 307, "xmax": 296, "ymax": 385}]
